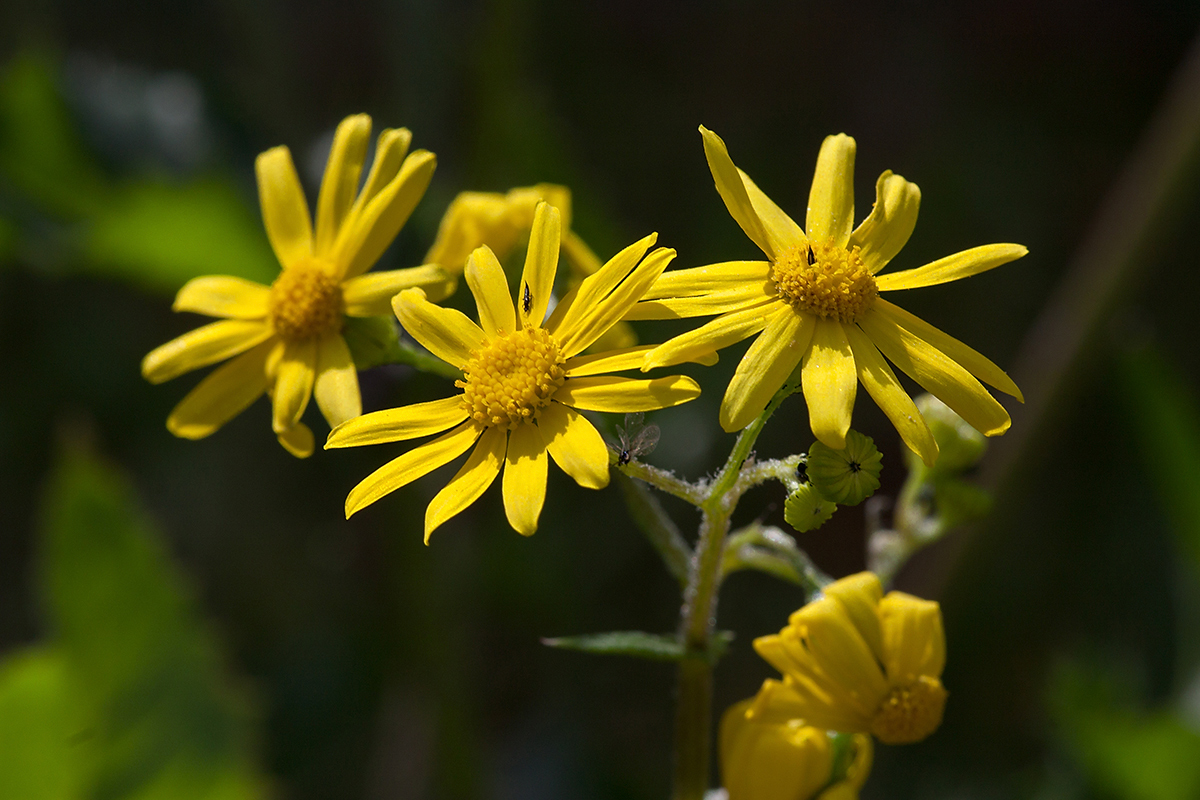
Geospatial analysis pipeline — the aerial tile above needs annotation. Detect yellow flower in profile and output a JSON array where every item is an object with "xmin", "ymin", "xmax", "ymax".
[
  {"xmin": 750, "ymin": 572, "xmax": 947, "ymax": 745},
  {"xmin": 141, "ymin": 115, "xmax": 451, "ymax": 457},
  {"xmin": 721, "ymin": 699, "xmax": 872, "ymax": 800},
  {"xmin": 326, "ymin": 202, "xmax": 701, "ymax": 539},
  {"xmin": 634, "ymin": 127, "xmax": 1027, "ymax": 465}
]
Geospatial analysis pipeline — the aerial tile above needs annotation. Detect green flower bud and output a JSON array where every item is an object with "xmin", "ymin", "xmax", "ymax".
[
  {"xmin": 807, "ymin": 430, "xmax": 882, "ymax": 506},
  {"xmin": 784, "ymin": 484, "xmax": 837, "ymax": 532},
  {"xmin": 914, "ymin": 394, "xmax": 987, "ymax": 474}
]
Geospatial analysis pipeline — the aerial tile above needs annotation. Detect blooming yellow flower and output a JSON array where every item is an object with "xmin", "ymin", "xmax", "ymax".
[
  {"xmin": 326, "ymin": 202, "xmax": 702, "ymax": 539},
  {"xmin": 633, "ymin": 127, "xmax": 1027, "ymax": 465},
  {"xmin": 721, "ymin": 699, "xmax": 872, "ymax": 800},
  {"xmin": 141, "ymin": 115, "xmax": 451, "ymax": 457},
  {"xmin": 750, "ymin": 572, "xmax": 947, "ymax": 745}
]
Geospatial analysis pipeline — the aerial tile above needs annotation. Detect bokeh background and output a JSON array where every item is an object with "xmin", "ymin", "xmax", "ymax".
[{"xmin": 3, "ymin": 1, "xmax": 1200, "ymax": 798}]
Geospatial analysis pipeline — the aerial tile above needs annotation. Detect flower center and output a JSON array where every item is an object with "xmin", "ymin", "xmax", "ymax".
[
  {"xmin": 771, "ymin": 239, "xmax": 877, "ymax": 322},
  {"xmin": 269, "ymin": 263, "xmax": 344, "ymax": 342},
  {"xmin": 870, "ymin": 675, "xmax": 948, "ymax": 745},
  {"xmin": 457, "ymin": 327, "xmax": 566, "ymax": 429}
]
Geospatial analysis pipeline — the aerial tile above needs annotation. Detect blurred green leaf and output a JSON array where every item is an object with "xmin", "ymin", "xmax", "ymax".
[
  {"xmin": 0, "ymin": 649, "xmax": 85, "ymax": 800},
  {"xmin": 343, "ymin": 315, "xmax": 402, "ymax": 370}
]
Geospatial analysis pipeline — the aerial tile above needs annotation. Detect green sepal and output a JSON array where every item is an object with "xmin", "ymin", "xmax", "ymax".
[
  {"xmin": 911, "ymin": 394, "xmax": 987, "ymax": 475},
  {"xmin": 784, "ymin": 483, "xmax": 837, "ymax": 532},
  {"xmin": 542, "ymin": 630, "xmax": 734, "ymax": 663},
  {"xmin": 342, "ymin": 315, "xmax": 401, "ymax": 370},
  {"xmin": 807, "ymin": 430, "xmax": 883, "ymax": 506}
]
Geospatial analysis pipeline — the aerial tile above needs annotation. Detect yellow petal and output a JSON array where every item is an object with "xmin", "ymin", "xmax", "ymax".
[
  {"xmin": 848, "ymin": 170, "xmax": 921, "ymax": 274},
  {"xmin": 336, "ymin": 149, "xmax": 436, "ymax": 279},
  {"xmin": 748, "ymin": 676, "xmax": 870, "ymax": 734},
  {"xmin": 313, "ymin": 334, "xmax": 361, "ymax": 428},
  {"xmin": 641, "ymin": 260, "xmax": 771, "ymax": 300},
  {"xmin": 555, "ymin": 375, "xmax": 700, "ymax": 413},
  {"xmin": 843, "ymin": 323, "xmax": 938, "ymax": 466},
  {"xmin": 641, "ymin": 299, "xmax": 780, "ymax": 370},
  {"xmin": 545, "ymin": 233, "xmax": 655, "ymax": 336},
  {"xmin": 720, "ymin": 308, "xmax": 814, "ymax": 433},
  {"xmin": 315, "ymin": 114, "xmax": 371, "ymax": 256},
  {"xmin": 142, "ymin": 320, "xmax": 274, "ymax": 384},
  {"xmin": 801, "ymin": 320, "xmax": 857, "ymax": 449},
  {"xmin": 721, "ymin": 700, "xmax": 833, "ymax": 800},
  {"xmin": 271, "ymin": 338, "xmax": 316, "ymax": 433},
  {"xmin": 392, "ymin": 288, "xmax": 484, "ymax": 369},
  {"xmin": 518, "ymin": 203, "xmax": 561, "ymax": 329},
  {"xmin": 276, "ymin": 421, "xmax": 314, "ymax": 458},
  {"xmin": 539, "ymin": 402, "xmax": 609, "ymax": 489},
  {"xmin": 624, "ymin": 280, "xmax": 773, "ymax": 321},
  {"xmin": 502, "ymin": 422, "xmax": 548, "ymax": 536},
  {"xmin": 561, "ymin": 229, "xmax": 603, "ymax": 277},
  {"xmin": 424, "ymin": 191, "xmax": 515, "ymax": 273},
  {"xmin": 556, "ymin": 246, "xmax": 674, "ymax": 358},
  {"xmin": 166, "ymin": 339, "xmax": 274, "ymax": 439},
  {"xmin": 783, "ymin": 600, "xmax": 889, "ymax": 712},
  {"xmin": 345, "ymin": 419, "xmax": 482, "ymax": 517},
  {"xmin": 878, "ymin": 591, "xmax": 945, "ymax": 684},
  {"xmin": 465, "ymin": 245, "xmax": 516, "ymax": 336},
  {"xmin": 326, "ymin": 396, "xmax": 468, "ymax": 448},
  {"xmin": 342, "ymin": 265, "xmax": 453, "ymax": 317},
  {"xmin": 564, "ymin": 345, "xmax": 716, "ymax": 376},
  {"xmin": 806, "ymin": 134, "xmax": 856, "ymax": 248},
  {"xmin": 357, "ymin": 128, "xmax": 412, "ymax": 210},
  {"xmin": 820, "ymin": 572, "xmax": 884, "ymax": 665},
  {"xmin": 699, "ymin": 126, "xmax": 774, "ymax": 259},
  {"xmin": 738, "ymin": 167, "xmax": 808, "ymax": 256},
  {"xmin": 172, "ymin": 276, "xmax": 270, "ymax": 319},
  {"xmin": 424, "ymin": 425, "xmax": 506, "ymax": 542},
  {"xmin": 876, "ymin": 243, "xmax": 1027, "ymax": 291},
  {"xmin": 255, "ymin": 146, "xmax": 313, "ymax": 270}
]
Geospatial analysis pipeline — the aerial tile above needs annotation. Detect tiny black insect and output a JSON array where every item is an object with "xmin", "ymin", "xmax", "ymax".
[
  {"xmin": 615, "ymin": 412, "xmax": 660, "ymax": 466},
  {"xmin": 806, "ymin": 245, "xmax": 817, "ymax": 266},
  {"xmin": 522, "ymin": 283, "xmax": 532, "ymax": 314}
]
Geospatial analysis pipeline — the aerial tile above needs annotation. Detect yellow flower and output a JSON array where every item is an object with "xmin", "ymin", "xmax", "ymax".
[
  {"xmin": 633, "ymin": 127, "xmax": 1027, "ymax": 466},
  {"xmin": 750, "ymin": 572, "xmax": 947, "ymax": 745},
  {"xmin": 141, "ymin": 115, "xmax": 451, "ymax": 457},
  {"xmin": 326, "ymin": 202, "xmax": 701, "ymax": 539},
  {"xmin": 721, "ymin": 699, "xmax": 872, "ymax": 800}
]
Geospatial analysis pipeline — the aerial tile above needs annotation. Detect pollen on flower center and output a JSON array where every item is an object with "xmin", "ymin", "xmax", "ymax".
[
  {"xmin": 457, "ymin": 327, "xmax": 566, "ymax": 429},
  {"xmin": 870, "ymin": 675, "xmax": 948, "ymax": 745},
  {"xmin": 269, "ymin": 263, "xmax": 344, "ymax": 342},
  {"xmin": 772, "ymin": 239, "xmax": 877, "ymax": 322}
]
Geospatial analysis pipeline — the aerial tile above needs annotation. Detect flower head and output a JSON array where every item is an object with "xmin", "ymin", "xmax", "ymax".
[
  {"xmin": 326, "ymin": 202, "xmax": 701, "ymax": 540},
  {"xmin": 634, "ymin": 127, "xmax": 1027, "ymax": 466},
  {"xmin": 141, "ymin": 114, "xmax": 451, "ymax": 456},
  {"xmin": 751, "ymin": 572, "xmax": 947, "ymax": 745}
]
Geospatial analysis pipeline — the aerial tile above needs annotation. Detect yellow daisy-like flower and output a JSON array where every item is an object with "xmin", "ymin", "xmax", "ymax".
[
  {"xmin": 634, "ymin": 127, "xmax": 1027, "ymax": 465},
  {"xmin": 721, "ymin": 699, "xmax": 872, "ymax": 800},
  {"xmin": 750, "ymin": 572, "xmax": 947, "ymax": 745},
  {"xmin": 141, "ymin": 115, "xmax": 451, "ymax": 457},
  {"xmin": 326, "ymin": 202, "xmax": 701, "ymax": 540}
]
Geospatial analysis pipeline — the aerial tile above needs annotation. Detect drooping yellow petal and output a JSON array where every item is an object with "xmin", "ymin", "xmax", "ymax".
[
  {"xmin": 166, "ymin": 339, "xmax": 274, "ymax": 440},
  {"xmin": 699, "ymin": 126, "xmax": 774, "ymax": 259},
  {"xmin": 807, "ymin": 134, "xmax": 856, "ymax": 248},
  {"xmin": 342, "ymin": 265, "xmax": 453, "ymax": 316},
  {"xmin": 539, "ymin": 402, "xmax": 609, "ymax": 490},
  {"xmin": 345, "ymin": 419, "xmax": 483, "ymax": 517},
  {"xmin": 424, "ymin": 425, "xmax": 506, "ymax": 542},
  {"xmin": 172, "ymin": 276, "xmax": 270, "ymax": 320},
  {"xmin": 783, "ymin": 600, "xmax": 889, "ymax": 712},
  {"xmin": 276, "ymin": 422, "xmax": 315, "ymax": 458},
  {"xmin": 564, "ymin": 346, "xmax": 716, "ymax": 377},
  {"xmin": 315, "ymin": 114, "xmax": 371, "ymax": 256},
  {"xmin": 255, "ymin": 146, "xmax": 313, "ymax": 270},
  {"xmin": 142, "ymin": 320, "xmax": 274, "ymax": 384},
  {"xmin": 748, "ymin": 676, "xmax": 869, "ymax": 734},
  {"xmin": 848, "ymin": 170, "xmax": 921, "ymax": 274},
  {"xmin": 878, "ymin": 592, "xmax": 946, "ymax": 685},
  {"xmin": 555, "ymin": 375, "xmax": 701, "ymax": 413},
  {"xmin": 336, "ymin": 149, "xmax": 437, "ymax": 279},
  {"xmin": 326, "ymin": 396, "xmax": 468, "ymax": 448},
  {"xmin": 720, "ymin": 700, "xmax": 833, "ymax": 800},
  {"xmin": 641, "ymin": 299, "xmax": 780, "ymax": 370},
  {"xmin": 545, "ymin": 233, "xmax": 655, "ymax": 335},
  {"xmin": 819, "ymin": 572, "xmax": 885, "ymax": 665},
  {"xmin": 356, "ymin": 128, "xmax": 411, "ymax": 211},
  {"xmin": 624, "ymin": 280, "xmax": 773, "ymax": 321},
  {"xmin": 738, "ymin": 167, "xmax": 808, "ymax": 257},
  {"xmin": 271, "ymin": 338, "xmax": 317, "ymax": 434},
  {"xmin": 641, "ymin": 260, "xmax": 772, "ymax": 300},
  {"xmin": 465, "ymin": 246, "xmax": 516, "ymax": 336},
  {"xmin": 392, "ymin": 288, "xmax": 485, "ymax": 369},
  {"xmin": 876, "ymin": 243, "xmax": 1027, "ymax": 291},
  {"xmin": 518, "ymin": 203, "xmax": 561, "ymax": 329},
  {"xmin": 502, "ymin": 422, "xmax": 548, "ymax": 536},
  {"xmin": 720, "ymin": 308, "xmax": 815, "ymax": 433},
  {"xmin": 313, "ymin": 334, "xmax": 361, "ymax": 428},
  {"xmin": 801, "ymin": 320, "xmax": 857, "ymax": 450}
]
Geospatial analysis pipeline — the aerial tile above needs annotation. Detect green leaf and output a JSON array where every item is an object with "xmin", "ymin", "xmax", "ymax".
[
  {"xmin": 343, "ymin": 315, "xmax": 402, "ymax": 370},
  {"xmin": 0, "ymin": 649, "xmax": 85, "ymax": 800},
  {"xmin": 542, "ymin": 631, "xmax": 736, "ymax": 663}
]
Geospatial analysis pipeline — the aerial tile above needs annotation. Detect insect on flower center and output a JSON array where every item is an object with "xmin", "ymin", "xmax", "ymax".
[
  {"xmin": 457, "ymin": 327, "xmax": 566, "ymax": 429},
  {"xmin": 269, "ymin": 263, "xmax": 344, "ymax": 342},
  {"xmin": 772, "ymin": 239, "xmax": 877, "ymax": 322},
  {"xmin": 870, "ymin": 675, "xmax": 948, "ymax": 745}
]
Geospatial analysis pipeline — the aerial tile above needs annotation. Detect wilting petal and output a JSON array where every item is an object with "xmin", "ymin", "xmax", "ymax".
[
  {"xmin": 327, "ymin": 396, "xmax": 468, "ymax": 448},
  {"xmin": 392, "ymin": 288, "xmax": 485, "ymax": 369},
  {"xmin": 271, "ymin": 338, "xmax": 317, "ymax": 433},
  {"xmin": 539, "ymin": 402, "xmax": 609, "ymax": 489},
  {"xmin": 502, "ymin": 422, "xmax": 548, "ymax": 536},
  {"xmin": 699, "ymin": 126, "xmax": 774, "ymax": 259},
  {"xmin": 720, "ymin": 308, "xmax": 814, "ymax": 433},
  {"xmin": 172, "ymin": 276, "xmax": 270, "ymax": 320},
  {"xmin": 465, "ymin": 246, "xmax": 517, "ymax": 336},
  {"xmin": 820, "ymin": 572, "xmax": 885, "ymax": 665},
  {"xmin": 255, "ymin": 146, "xmax": 313, "ymax": 270},
  {"xmin": 166, "ymin": 339, "xmax": 274, "ymax": 440},
  {"xmin": 313, "ymin": 334, "xmax": 361, "ymax": 427},
  {"xmin": 517, "ymin": 203, "xmax": 561, "ymax": 329},
  {"xmin": 342, "ymin": 265, "xmax": 453, "ymax": 316},
  {"xmin": 806, "ymin": 134, "xmax": 856, "ymax": 248},
  {"xmin": 641, "ymin": 299, "xmax": 780, "ymax": 370},
  {"xmin": 425, "ymin": 425, "xmax": 506, "ymax": 542},
  {"xmin": 801, "ymin": 320, "xmax": 857, "ymax": 450},
  {"xmin": 720, "ymin": 699, "xmax": 833, "ymax": 800},
  {"xmin": 878, "ymin": 591, "xmax": 946, "ymax": 685},
  {"xmin": 555, "ymin": 375, "xmax": 700, "ymax": 412},
  {"xmin": 142, "ymin": 320, "xmax": 274, "ymax": 384},
  {"xmin": 315, "ymin": 114, "xmax": 371, "ymax": 256},
  {"xmin": 876, "ymin": 243, "xmax": 1027, "ymax": 291},
  {"xmin": 848, "ymin": 170, "xmax": 921, "ymax": 274}
]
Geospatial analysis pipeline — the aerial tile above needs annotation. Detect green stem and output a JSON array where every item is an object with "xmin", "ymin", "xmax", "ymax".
[
  {"xmin": 617, "ymin": 459, "xmax": 707, "ymax": 506},
  {"xmin": 615, "ymin": 472, "xmax": 692, "ymax": 589}
]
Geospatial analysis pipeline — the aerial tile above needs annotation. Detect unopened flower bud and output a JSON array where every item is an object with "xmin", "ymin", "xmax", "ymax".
[
  {"xmin": 914, "ymin": 395, "xmax": 986, "ymax": 474},
  {"xmin": 807, "ymin": 430, "xmax": 882, "ymax": 506},
  {"xmin": 784, "ymin": 484, "xmax": 836, "ymax": 532}
]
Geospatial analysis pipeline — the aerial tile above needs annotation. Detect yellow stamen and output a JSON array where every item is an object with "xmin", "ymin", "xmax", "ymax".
[
  {"xmin": 870, "ymin": 675, "xmax": 947, "ymax": 744},
  {"xmin": 457, "ymin": 327, "xmax": 566, "ymax": 429},
  {"xmin": 772, "ymin": 239, "xmax": 877, "ymax": 322},
  {"xmin": 269, "ymin": 263, "xmax": 344, "ymax": 342}
]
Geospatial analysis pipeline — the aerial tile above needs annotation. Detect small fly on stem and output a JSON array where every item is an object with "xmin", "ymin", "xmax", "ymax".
[{"xmin": 611, "ymin": 412, "xmax": 660, "ymax": 466}]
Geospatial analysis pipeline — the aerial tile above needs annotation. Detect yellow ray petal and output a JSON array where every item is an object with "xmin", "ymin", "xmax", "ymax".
[
  {"xmin": 172, "ymin": 276, "xmax": 270, "ymax": 320},
  {"xmin": 539, "ymin": 402, "xmax": 609, "ymax": 490},
  {"xmin": 392, "ymin": 288, "xmax": 484, "ymax": 369},
  {"xmin": 699, "ymin": 126, "xmax": 774, "ymax": 259},
  {"xmin": 879, "ymin": 592, "xmax": 946, "ymax": 685},
  {"xmin": 272, "ymin": 338, "xmax": 316, "ymax": 433},
  {"xmin": 721, "ymin": 698, "xmax": 832, "ymax": 800},
  {"xmin": 502, "ymin": 422, "xmax": 548, "ymax": 536},
  {"xmin": 785, "ymin": 600, "xmax": 890, "ymax": 707},
  {"xmin": 738, "ymin": 166, "xmax": 807, "ymax": 256},
  {"xmin": 820, "ymin": 572, "xmax": 885, "ymax": 664},
  {"xmin": 844, "ymin": 324, "xmax": 938, "ymax": 466},
  {"xmin": 166, "ymin": 339, "xmax": 274, "ymax": 440},
  {"xmin": 255, "ymin": 146, "xmax": 313, "ymax": 270},
  {"xmin": 313, "ymin": 334, "xmax": 361, "ymax": 428},
  {"xmin": 336, "ymin": 149, "xmax": 436, "ymax": 279},
  {"xmin": 807, "ymin": 134, "xmax": 856, "ymax": 247},
  {"xmin": 641, "ymin": 260, "xmax": 772, "ymax": 300},
  {"xmin": 565, "ymin": 345, "xmax": 716, "ymax": 377},
  {"xmin": 276, "ymin": 422, "xmax": 314, "ymax": 458},
  {"xmin": 315, "ymin": 114, "xmax": 371, "ymax": 256},
  {"xmin": 801, "ymin": 320, "xmax": 857, "ymax": 449},
  {"xmin": 356, "ymin": 128, "xmax": 411, "ymax": 210},
  {"xmin": 142, "ymin": 320, "xmax": 274, "ymax": 384},
  {"xmin": 545, "ymin": 233, "xmax": 655, "ymax": 334},
  {"xmin": 424, "ymin": 425, "xmax": 506, "ymax": 542},
  {"xmin": 342, "ymin": 265, "xmax": 453, "ymax": 317},
  {"xmin": 641, "ymin": 298, "xmax": 781, "ymax": 370},
  {"xmin": 876, "ymin": 243, "xmax": 1027, "ymax": 291},
  {"xmin": 326, "ymin": 396, "xmax": 468, "ymax": 448},
  {"xmin": 848, "ymin": 170, "xmax": 921, "ymax": 274},
  {"xmin": 624, "ymin": 279, "xmax": 773, "ymax": 321},
  {"xmin": 859, "ymin": 310, "xmax": 1011, "ymax": 437},
  {"xmin": 345, "ymin": 420, "xmax": 483, "ymax": 517},
  {"xmin": 561, "ymin": 229, "xmax": 603, "ymax": 276},
  {"xmin": 465, "ymin": 245, "xmax": 516, "ymax": 336},
  {"xmin": 720, "ymin": 308, "xmax": 814, "ymax": 433},
  {"xmin": 518, "ymin": 203, "xmax": 561, "ymax": 329},
  {"xmin": 555, "ymin": 375, "xmax": 700, "ymax": 413}
]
